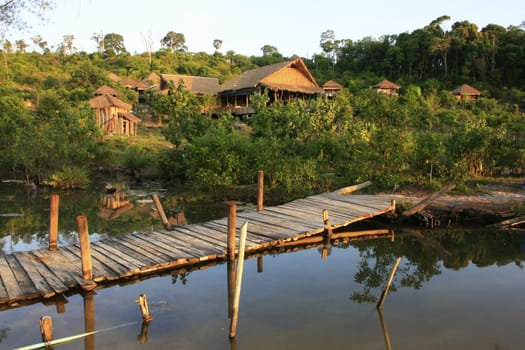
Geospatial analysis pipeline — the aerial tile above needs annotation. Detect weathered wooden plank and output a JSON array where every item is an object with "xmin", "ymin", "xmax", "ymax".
[
  {"xmin": 152, "ymin": 230, "xmax": 218, "ymax": 258},
  {"xmin": 120, "ymin": 235, "xmax": 176, "ymax": 262},
  {"xmin": 13, "ymin": 251, "xmax": 55, "ymax": 298},
  {"xmin": 111, "ymin": 239, "xmax": 166, "ymax": 266},
  {"xmin": 262, "ymin": 207, "xmax": 325, "ymax": 228},
  {"xmin": 0, "ymin": 275, "xmax": 8, "ymax": 302},
  {"xmin": 19, "ymin": 251, "xmax": 69, "ymax": 294},
  {"xmin": 305, "ymin": 196, "xmax": 390, "ymax": 218},
  {"xmin": 236, "ymin": 212, "xmax": 302, "ymax": 239},
  {"xmin": 165, "ymin": 229, "xmax": 225, "ymax": 254},
  {"xmin": 0, "ymin": 256, "xmax": 24, "ymax": 301},
  {"xmin": 89, "ymin": 243, "xmax": 139, "ymax": 275},
  {"xmin": 60, "ymin": 245, "xmax": 117, "ymax": 282},
  {"xmin": 129, "ymin": 233, "xmax": 190, "ymax": 261},
  {"xmin": 201, "ymin": 222, "xmax": 266, "ymax": 246},
  {"xmin": 172, "ymin": 225, "xmax": 228, "ymax": 250},
  {"xmin": 31, "ymin": 249, "xmax": 96, "ymax": 290},
  {"xmin": 4, "ymin": 254, "xmax": 39, "ymax": 299},
  {"xmin": 93, "ymin": 241, "xmax": 145, "ymax": 270},
  {"xmin": 71, "ymin": 244, "xmax": 131, "ymax": 278}
]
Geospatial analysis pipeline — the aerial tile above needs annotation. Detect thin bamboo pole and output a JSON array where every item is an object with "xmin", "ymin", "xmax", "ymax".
[
  {"xmin": 15, "ymin": 322, "xmax": 136, "ymax": 350},
  {"xmin": 376, "ymin": 257, "xmax": 402, "ymax": 309},
  {"xmin": 49, "ymin": 194, "xmax": 59, "ymax": 251},
  {"xmin": 76, "ymin": 215, "xmax": 93, "ymax": 280},
  {"xmin": 229, "ymin": 221, "xmax": 248, "ymax": 338}
]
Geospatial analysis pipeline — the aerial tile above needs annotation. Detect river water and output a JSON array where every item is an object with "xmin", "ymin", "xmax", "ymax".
[{"xmin": 0, "ymin": 181, "xmax": 524, "ymax": 349}]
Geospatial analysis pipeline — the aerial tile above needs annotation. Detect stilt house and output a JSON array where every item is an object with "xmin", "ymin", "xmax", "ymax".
[
  {"xmin": 218, "ymin": 57, "xmax": 324, "ymax": 115},
  {"xmin": 89, "ymin": 85, "xmax": 140, "ymax": 136}
]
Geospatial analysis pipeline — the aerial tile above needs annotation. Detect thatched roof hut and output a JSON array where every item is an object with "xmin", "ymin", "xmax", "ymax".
[
  {"xmin": 89, "ymin": 86, "xmax": 139, "ymax": 136},
  {"xmin": 372, "ymin": 79, "xmax": 401, "ymax": 96},
  {"xmin": 94, "ymin": 85, "xmax": 118, "ymax": 97},
  {"xmin": 452, "ymin": 84, "xmax": 482, "ymax": 101},
  {"xmin": 322, "ymin": 80, "xmax": 343, "ymax": 97}
]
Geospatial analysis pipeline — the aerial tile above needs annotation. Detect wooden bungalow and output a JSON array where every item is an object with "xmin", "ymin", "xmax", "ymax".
[
  {"xmin": 372, "ymin": 79, "xmax": 401, "ymax": 96},
  {"xmin": 160, "ymin": 74, "xmax": 219, "ymax": 96},
  {"xmin": 322, "ymin": 80, "xmax": 343, "ymax": 98},
  {"xmin": 452, "ymin": 84, "xmax": 482, "ymax": 101},
  {"xmin": 218, "ymin": 57, "xmax": 324, "ymax": 115},
  {"xmin": 89, "ymin": 86, "xmax": 140, "ymax": 136}
]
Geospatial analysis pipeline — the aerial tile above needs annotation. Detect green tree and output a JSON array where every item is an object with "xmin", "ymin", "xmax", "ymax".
[
  {"xmin": 161, "ymin": 31, "xmax": 187, "ymax": 53},
  {"xmin": 103, "ymin": 33, "xmax": 127, "ymax": 57}
]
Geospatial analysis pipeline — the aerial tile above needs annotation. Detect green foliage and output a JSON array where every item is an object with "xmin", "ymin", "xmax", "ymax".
[{"xmin": 43, "ymin": 166, "xmax": 90, "ymax": 190}]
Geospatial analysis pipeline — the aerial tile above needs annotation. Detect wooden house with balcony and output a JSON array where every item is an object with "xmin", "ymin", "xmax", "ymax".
[
  {"xmin": 89, "ymin": 85, "xmax": 140, "ymax": 136},
  {"xmin": 372, "ymin": 79, "xmax": 401, "ymax": 96},
  {"xmin": 452, "ymin": 84, "xmax": 482, "ymax": 101},
  {"xmin": 218, "ymin": 57, "xmax": 324, "ymax": 115}
]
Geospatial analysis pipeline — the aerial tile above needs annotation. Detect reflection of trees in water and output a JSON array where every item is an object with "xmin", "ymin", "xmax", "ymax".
[
  {"xmin": 0, "ymin": 327, "xmax": 10, "ymax": 343},
  {"xmin": 349, "ymin": 229, "xmax": 525, "ymax": 303}
]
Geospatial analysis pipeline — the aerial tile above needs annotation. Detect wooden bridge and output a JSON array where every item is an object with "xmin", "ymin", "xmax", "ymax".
[{"xmin": 0, "ymin": 188, "xmax": 396, "ymax": 307}]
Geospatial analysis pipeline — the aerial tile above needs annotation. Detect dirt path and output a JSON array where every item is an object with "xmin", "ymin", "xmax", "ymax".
[{"xmin": 385, "ymin": 181, "xmax": 525, "ymax": 227}]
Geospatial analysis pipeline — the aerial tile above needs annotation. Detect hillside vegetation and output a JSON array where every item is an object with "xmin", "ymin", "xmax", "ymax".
[{"xmin": 0, "ymin": 17, "xmax": 524, "ymax": 198}]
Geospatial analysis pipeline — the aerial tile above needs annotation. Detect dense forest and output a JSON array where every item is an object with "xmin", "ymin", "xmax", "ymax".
[{"xmin": 1, "ymin": 15, "xmax": 524, "ymax": 198}]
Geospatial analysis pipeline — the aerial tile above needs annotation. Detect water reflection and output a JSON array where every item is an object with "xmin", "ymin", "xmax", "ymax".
[
  {"xmin": 1, "ymin": 228, "xmax": 525, "ymax": 349},
  {"xmin": 0, "ymin": 181, "xmax": 227, "ymax": 254}
]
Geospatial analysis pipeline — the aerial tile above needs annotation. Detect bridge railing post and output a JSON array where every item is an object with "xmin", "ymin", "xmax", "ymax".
[
  {"xmin": 227, "ymin": 201, "xmax": 237, "ymax": 262},
  {"xmin": 257, "ymin": 170, "xmax": 264, "ymax": 212},
  {"xmin": 76, "ymin": 215, "xmax": 93, "ymax": 280},
  {"xmin": 49, "ymin": 194, "xmax": 59, "ymax": 251}
]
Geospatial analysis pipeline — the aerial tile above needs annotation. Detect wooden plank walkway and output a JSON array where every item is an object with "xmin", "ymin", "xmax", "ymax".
[{"xmin": 0, "ymin": 191, "xmax": 395, "ymax": 307}]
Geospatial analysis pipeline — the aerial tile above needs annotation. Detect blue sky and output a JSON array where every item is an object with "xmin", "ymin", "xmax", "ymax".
[{"xmin": 10, "ymin": 0, "xmax": 525, "ymax": 57}]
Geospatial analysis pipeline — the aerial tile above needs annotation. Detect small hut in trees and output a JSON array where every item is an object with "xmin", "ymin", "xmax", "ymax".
[
  {"xmin": 452, "ymin": 84, "xmax": 482, "ymax": 101},
  {"xmin": 322, "ymin": 80, "xmax": 343, "ymax": 98},
  {"xmin": 160, "ymin": 74, "xmax": 219, "ymax": 96},
  {"xmin": 89, "ymin": 85, "xmax": 140, "ymax": 136},
  {"xmin": 120, "ymin": 77, "xmax": 139, "ymax": 89},
  {"xmin": 107, "ymin": 72, "xmax": 121, "ymax": 84},
  {"xmin": 372, "ymin": 79, "xmax": 401, "ymax": 96},
  {"xmin": 134, "ymin": 72, "xmax": 162, "ymax": 102},
  {"xmin": 218, "ymin": 56, "xmax": 324, "ymax": 115}
]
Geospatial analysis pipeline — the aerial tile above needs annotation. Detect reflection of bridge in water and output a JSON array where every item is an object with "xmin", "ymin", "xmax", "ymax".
[{"xmin": 0, "ymin": 186, "xmax": 396, "ymax": 308}]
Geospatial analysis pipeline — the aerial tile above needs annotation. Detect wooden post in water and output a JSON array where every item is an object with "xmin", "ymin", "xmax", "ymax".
[
  {"xmin": 227, "ymin": 201, "xmax": 237, "ymax": 262},
  {"xmin": 227, "ymin": 259, "xmax": 236, "ymax": 318},
  {"xmin": 229, "ymin": 221, "xmax": 248, "ymax": 338},
  {"xmin": 377, "ymin": 257, "xmax": 402, "ymax": 309},
  {"xmin": 257, "ymin": 170, "xmax": 264, "ymax": 212},
  {"xmin": 152, "ymin": 193, "xmax": 171, "ymax": 230},
  {"xmin": 136, "ymin": 294, "xmax": 153, "ymax": 323},
  {"xmin": 83, "ymin": 291, "xmax": 95, "ymax": 350},
  {"xmin": 322, "ymin": 209, "xmax": 333, "ymax": 239},
  {"xmin": 322, "ymin": 209, "xmax": 333, "ymax": 260},
  {"xmin": 49, "ymin": 194, "xmax": 59, "ymax": 251},
  {"xmin": 77, "ymin": 215, "xmax": 93, "ymax": 280},
  {"xmin": 257, "ymin": 256, "xmax": 264, "ymax": 273},
  {"xmin": 40, "ymin": 316, "xmax": 54, "ymax": 343}
]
